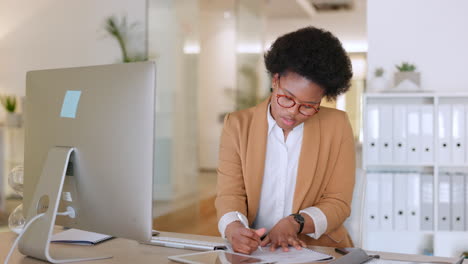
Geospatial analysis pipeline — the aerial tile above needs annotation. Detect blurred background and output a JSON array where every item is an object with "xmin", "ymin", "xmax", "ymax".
[{"xmin": 1, "ymin": 0, "xmax": 468, "ymax": 259}]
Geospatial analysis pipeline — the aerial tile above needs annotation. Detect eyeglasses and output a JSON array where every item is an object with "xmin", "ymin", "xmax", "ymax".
[{"xmin": 275, "ymin": 78, "xmax": 320, "ymax": 116}]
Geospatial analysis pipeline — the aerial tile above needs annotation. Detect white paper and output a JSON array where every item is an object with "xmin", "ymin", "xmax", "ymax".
[{"xmin": 250, "ymin": 247, "xmax": 333, "ymax": 264}]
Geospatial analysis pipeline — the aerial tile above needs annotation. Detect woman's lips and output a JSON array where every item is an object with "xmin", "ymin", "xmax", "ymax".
[{"xmin": 281, "ymin": 117, "xmax": 295, "ymax": 126}]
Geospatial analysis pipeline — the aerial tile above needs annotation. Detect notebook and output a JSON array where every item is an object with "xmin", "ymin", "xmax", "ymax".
[{"xmin": 51, "ymin": 228, "xmax": 113, "ymax": 245}]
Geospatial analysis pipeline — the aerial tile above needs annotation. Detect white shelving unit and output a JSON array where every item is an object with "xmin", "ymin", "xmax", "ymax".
[{"xmin": 362, "ymin": 93, "xmax": 468, "ymax": 257}]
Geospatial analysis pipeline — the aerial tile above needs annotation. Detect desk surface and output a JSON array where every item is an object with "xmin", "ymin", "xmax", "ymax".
[{"xmin": 0, "ymin": 230, "xmax": 465, "ymax": 264}]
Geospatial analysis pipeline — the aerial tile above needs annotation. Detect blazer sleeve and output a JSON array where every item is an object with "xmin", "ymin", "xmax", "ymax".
[
  {"xmin": 215, "ymin": 113, "xmax": 248, "ymax": 220},
  {"xmin": 315, "ymin": 112, "xmax": 356, "ymax": 233}
]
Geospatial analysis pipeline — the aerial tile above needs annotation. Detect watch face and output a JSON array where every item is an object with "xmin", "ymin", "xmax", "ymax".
[{"xmin": 295, "ymin": 214, "xmax": 305, "ymax": 224}]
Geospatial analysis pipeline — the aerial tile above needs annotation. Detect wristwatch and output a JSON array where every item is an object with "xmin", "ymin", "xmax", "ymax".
[{"xmin": 289, "ymin": 213, "xmax": 305, "ymax": 234}]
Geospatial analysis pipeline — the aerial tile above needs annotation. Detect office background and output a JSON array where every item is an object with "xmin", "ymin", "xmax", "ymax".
[{"xmin": 0, "ymin": 0, "xmax": 468, "ymax": 258}]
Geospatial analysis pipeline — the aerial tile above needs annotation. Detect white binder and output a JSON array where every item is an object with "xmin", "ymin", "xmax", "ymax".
[
  {"xmin": 379, "ymin": 172, "xmax": 394, "ymax": 230},
  {"xmin": 366, "ymin": 105, "xmax": 380, "ymax": 164},
  {"xmin": 438, "ymin": 105, "xmax": 452, "ymax": 164},
  {"xmin": 365, "ymin": 172, "xmax": 380, "ymax": 231},
  {"xmin": 466, "ymin": 105, "xmax": 468, "ymax": 164},
  {"xmin": 420, "ymin": 173, "xmax": 434, "ymax": 231},
  {"xmin": 451, "ymin": 173, "xmax": 465, "ymax": 231},
  {"xmin": 393, "ymin": 172, "xmax": 407, "ymax": 230},
  {"xmin": 420, "ymin": 105, "xmax": 434, "ymax": 163},
  {"xmin": 393, "ymin": 105, "xmax": 407, "ymax": 163},
  {"xmin": 379, "ymin": 105, "xmax": 393, "ymax": 163},
  {"xmin": 465, "ymin": 173, "xmax": 468, "ymax": 231},
  {"xmin": 438, "ymin": 173, "xmax": 451, "ymax": 231},
  {"xmin": 407, "ymin": 172, "xmax": 421, "ymax": 231},
  {"xmin": 451, "ymin": 104, "xmax": 465, "ymax": 164},
  {"xmin": 407, "ymin": 105, "xmax": 421, "ymax": 163}
]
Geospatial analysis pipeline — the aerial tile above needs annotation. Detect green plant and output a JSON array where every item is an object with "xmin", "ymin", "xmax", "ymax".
[
  {"xmin": 0, "ymin": 95, "xmax": 16, "ymax": 113},
  {"xmin": 374, "ymin": 67, "xmax": 384, "ymax": 77},
  {"xmin": 105, "ymin": 16, "xmax": 147, "ymax": 63},
  {"xmin": 395, "ymin": 62, "xmax": 416, "ymax": 72}
]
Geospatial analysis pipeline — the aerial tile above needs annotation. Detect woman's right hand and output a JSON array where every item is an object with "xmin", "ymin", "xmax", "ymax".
[{"xmin": 225, "ymin": 221, "xmax": 266, "ymax": 255}]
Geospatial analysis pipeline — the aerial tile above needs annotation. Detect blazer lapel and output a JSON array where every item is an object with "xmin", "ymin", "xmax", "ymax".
[
  {"xmin": 292, "ymin": 113, "xmax": 321, "ymax": 213},
  {"xmin": 245, "ymin": 98, "xmax": 270, "ymax": 224}
]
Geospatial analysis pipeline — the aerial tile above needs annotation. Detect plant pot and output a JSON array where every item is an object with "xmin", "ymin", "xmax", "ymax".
[
  {"xmin": 6, "ymin": 113, "xmax": 22, "ymax": 128},
  {"xmin": 369, "ymin": 77, "xmax": 388, "ymax": 92},
  {"xmin": 394, "ymin": 72, "xmax": 421, "ymax": 91}
]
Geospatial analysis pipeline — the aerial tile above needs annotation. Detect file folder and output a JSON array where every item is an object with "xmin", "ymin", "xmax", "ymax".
[
  {"xmin": 451, "ymin": 104, "xmax": 465, "ymax": 164},
  {"xmin": 438, "ymin": 173, "xmax": 451, "ymax": 231},
  {"xmin": 407, "ymin": 105, "xmax": 421, "ymax": 163},
  {"xmin": 438, "ymin": 105, "xmax": 452, "ymax": 164},
  {"xmin": 366, "ymin": 105, "xmax": 380, "ymax": 164},
  {"xmin": 379, "ymin": 105, "xmax": 393, "ymax": 163},
  {"xmin": 451, "ymin": 173, "xmax": 465, "ymax": 231},
  {"xmin": 420, "ymin": 173, "xmax": 434, "ymax": 231},
  {"xmin": 365, "ymin": 172, "xmax": 380, "ymax": 231},
  {"xmin": 465, "ymin": 173, "xmax": 468, "ymax": 231},
  {"xmin": 407, "ymin": 172, "xmax": 421, "ymax": 231},
  {"xmin": 393, "ymin": 172, "xmax": 407, "ymax": 230},
  {"xmin": 392, "ymin": 105, "xmax": 407, "ymax": 163},
  {"xmin": 420, "ymin": 105, "xmax": 434, "ymax": 163},
  {"xmin": 379, "ymin": 172, "xmax": 393, "ymax": 230}
]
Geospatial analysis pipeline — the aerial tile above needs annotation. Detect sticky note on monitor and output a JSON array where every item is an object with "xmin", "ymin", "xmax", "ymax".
[{"xmin": 61, "ymin": 90, "xmax": 82, "ymax": 118}]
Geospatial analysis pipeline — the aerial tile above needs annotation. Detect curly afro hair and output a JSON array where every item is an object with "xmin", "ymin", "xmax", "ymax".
[{"xmin": 264, "ymin": 26, "xmax": 353, "ymax": 101}]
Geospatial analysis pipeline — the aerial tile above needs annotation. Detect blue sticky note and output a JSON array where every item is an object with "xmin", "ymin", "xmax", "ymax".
[{"xmin": 60, "ymin": 91, "xmax": 82, "ymax": 118}]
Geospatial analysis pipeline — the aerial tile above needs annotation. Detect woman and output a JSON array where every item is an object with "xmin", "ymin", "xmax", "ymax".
[{"xmin": 215, "ymin": 26, "xmax": 355, "ymax": 255}]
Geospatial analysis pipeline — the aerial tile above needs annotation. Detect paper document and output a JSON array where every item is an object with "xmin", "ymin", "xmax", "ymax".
[
  {"xmin": 51, "ymin": 228, "xmax": 112, "ymax": 245},
  {"xmin": 250, "ymin": 247, "xmax": 333, "ymax": 264}
]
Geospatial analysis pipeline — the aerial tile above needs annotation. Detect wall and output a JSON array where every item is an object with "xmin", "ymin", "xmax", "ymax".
[
  {"xmin": 367, "ymin": 0, "xmax": 468, "ymax": 92},
  {"xmin": 0, "ymin": 0, "xmax": 146, "ymax": 198},
  {"xmin": 0, "ymin": 0, "xmax": 146, "ymax": 97},
  {"xmin": 265, "ymin": 0, "xmax": 367, "ymax": 53}
]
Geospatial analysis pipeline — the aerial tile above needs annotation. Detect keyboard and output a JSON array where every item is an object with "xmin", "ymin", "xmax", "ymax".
[{"xmin": 143, "ymin": 236, "xmax": 227, "ymax": 251}]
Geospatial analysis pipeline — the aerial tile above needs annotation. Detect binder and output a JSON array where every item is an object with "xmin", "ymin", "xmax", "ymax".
[
  {"xmin": 366, "ymin": 105, "xmax": 380, "ymax": 164},
  {"xmin": 379, "ymin": 172, "xmax": 393, "ymax": 230},
  {"xmin": 407, "ymin": 105, "xmax": 421, "ymax": 163},
  {"xmin": 466, "ymin": 105, "xmax": 468, "ymax": 164},
  {"xmin": 420, "ymin": 173, "xmax": 433, "ymax": 231},
  {"xmin": 393, "ymin": 172, "xmax": 407, "ymax": 230},
  {"xmin": 438, "ymin": 105, "xmax": 452, "ymax": 164},
  {"xmin": 451, "ymin": 173, "xmax": 465, "ymax": 231},
  {"xmin": 379, "ymin": 105, "xmax": 393, "ymax": 163},
  {"xmin": 407, "ymin": 172, "xmax": 421, "ymax": 231},
  {"xmin": 465, "ymin": 173, "xmax": 468, "ymax": 231},
  {"xmin": 420, "ymin": 105, "xmax": 434, "ymax": 163},
  {"xmin": 438, "ymin": 173, "xmax": 451, "ymax": 231},
  {"xmin": 392, "ymin": 105, "xmax": 407, "ymax": 163},
  {"xmin": 451, "ymin": 104, "xmax": 465, "ymax": 164},
  {"xmin": 365, "ymin": 172, "xmax": 380, "ymax": 231}
]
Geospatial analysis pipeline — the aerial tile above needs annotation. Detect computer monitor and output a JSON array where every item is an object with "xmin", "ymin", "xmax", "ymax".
[{"xmin": 20, "ymin": 62, "xmax": 155, "ymax": 263}]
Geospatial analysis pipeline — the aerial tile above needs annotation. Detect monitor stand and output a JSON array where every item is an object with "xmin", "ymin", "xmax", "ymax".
[{"xmin": 18, "ymin": 147, "xmax": 112, "ymax": 263}]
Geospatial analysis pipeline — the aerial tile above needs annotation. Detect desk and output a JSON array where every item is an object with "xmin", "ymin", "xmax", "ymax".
[{"xmin": 0, "ymin": 231, "xmax": 465, "ymax": 263}]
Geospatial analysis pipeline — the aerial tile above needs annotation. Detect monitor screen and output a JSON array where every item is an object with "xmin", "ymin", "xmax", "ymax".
[{"xmin": 22, "ymin": 62, "xmax": 155, "ymax": 242}]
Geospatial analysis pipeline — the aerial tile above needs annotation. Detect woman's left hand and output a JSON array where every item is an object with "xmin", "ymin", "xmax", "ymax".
[{"xmin": 260, "ymin": 216, "xmax": 307, "ymax": 252}]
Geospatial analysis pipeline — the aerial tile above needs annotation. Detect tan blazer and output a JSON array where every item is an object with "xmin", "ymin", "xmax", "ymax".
[{"xmin": 215, "ymin": 97, "xmax": 356, "ymax": 247}]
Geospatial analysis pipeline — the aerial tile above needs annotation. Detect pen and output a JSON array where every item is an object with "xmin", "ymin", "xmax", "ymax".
[{"xmin": 236, "ymin": 212, "xmax": 263, "ymax": 252}]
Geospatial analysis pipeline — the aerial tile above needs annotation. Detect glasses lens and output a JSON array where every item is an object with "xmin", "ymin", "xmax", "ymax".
[
  {"xmin": 278, "ymin": 96, "xmax": 295, "ymax": 108},
  {"xmin": 299, "ymin": 105, "xmax": 318, "ymax": 116}
]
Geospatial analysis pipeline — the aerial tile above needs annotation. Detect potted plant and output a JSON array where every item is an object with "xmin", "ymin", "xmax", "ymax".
[
  {"xmin": 0, "ymin": 95, "xmax": 21, "ymax": 127},
  {"xmin": 394, "ymin": 62, "xmax": 420, "ymax": 91},
  {"xmin": 369, "ymin": 67, "xmax": 387, "ymax": 92},
  {"xmin": 105, "ymin": 16, "xmax": 147, "ymax": 63}
]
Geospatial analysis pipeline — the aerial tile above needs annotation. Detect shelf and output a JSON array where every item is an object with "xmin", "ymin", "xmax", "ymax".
[
  {"xmin": 366, "ymin": 163, "xmax": 434, "ymax": 167},
  {"xmin": 437, "ymin": 164, "xmax": 468, "ymax": 168}
]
